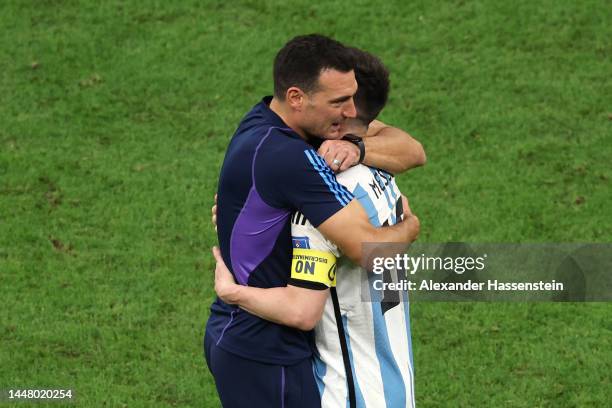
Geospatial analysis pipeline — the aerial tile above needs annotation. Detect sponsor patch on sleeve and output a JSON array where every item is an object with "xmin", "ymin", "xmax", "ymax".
[
  {"xmin": 292, "ymin": 236, "xmax": 311, "ymax": 249},
  {"xmin": 291, "ymin": 248, "xmax": 337, "ymax": 287}
]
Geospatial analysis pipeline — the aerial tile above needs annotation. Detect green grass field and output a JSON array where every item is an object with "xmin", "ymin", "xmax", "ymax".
[{"xmin": 1, "ymin": 0, "xmax": 610, "ymax": 406}]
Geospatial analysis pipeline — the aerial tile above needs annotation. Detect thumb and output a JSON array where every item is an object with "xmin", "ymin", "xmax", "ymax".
[
  {"xmin": 212, "ymin": 246, "xmax": 223, "ymax": 263},
  {"xmin": 401, "ymin": 195, "xmax": 411, "ymax": 216}
]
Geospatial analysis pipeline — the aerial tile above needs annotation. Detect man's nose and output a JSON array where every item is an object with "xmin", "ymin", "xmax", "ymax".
[{"xmin": 343, "ymin": 98, "xmax": 357, "ymax": 118}]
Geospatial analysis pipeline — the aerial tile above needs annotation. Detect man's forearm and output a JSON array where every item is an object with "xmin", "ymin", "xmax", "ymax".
[
  {"xmin": 229, "ymin": 286, "xmax": 294, "ymax": 325},
  {"xmin": 318, "ymin": 200, "xmax": 420, "ymax": 267},
  {"xmin": 363, "ymin": 121, "xmax": 426, "ymax": 174},
  {"xmin": 340, "ymin": 215, "xmax": 420, "ymax": 266},
  {"xmin": 224, "ymin": 285, "xmax": 327, "ymax": 331}
]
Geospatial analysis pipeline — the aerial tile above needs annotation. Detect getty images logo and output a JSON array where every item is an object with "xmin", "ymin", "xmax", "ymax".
[{"xmin": 372, "ymin": 253, "xmax": 488, "ymax": 275}]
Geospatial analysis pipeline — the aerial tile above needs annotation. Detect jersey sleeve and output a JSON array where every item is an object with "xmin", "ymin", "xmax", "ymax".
[
  {"xmin": 255, "ymin": 134, "xmax": 354, "ymax": 227},
  {"xmin": 288, "ymin": 212, "xmax": 341, "ymax": 290}
]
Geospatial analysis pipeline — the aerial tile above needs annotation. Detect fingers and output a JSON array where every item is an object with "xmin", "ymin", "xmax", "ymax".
[
  {"xmin": 406, "ymin": 214, "xmax": 420, "ymax": 241},
  {"xmin": 339, "ymin": 153, "xmax": 356, "ymax": 172},
  {"xmin": 331, "ymin": 151, "xmax": 349, "ymax": 172},
  {"xmin": 318, "ymin": 140, "xmax": 331, "ymax": 157},
  {"xmin": 398, "ymin": 195, "xmax": 419, "ymax": 242},
  {"xmin": 212, "ymin": 196, "xmax": 218, "ymax": 230},
  {"xmin": 318, "ymin": 140, "xmax": 360, "ymax": 172},
  {"xmin": 212, "ymin": 246, "xmax": 238, "ymax": 304}
]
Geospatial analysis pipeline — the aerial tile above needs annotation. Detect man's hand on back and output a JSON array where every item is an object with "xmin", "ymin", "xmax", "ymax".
[
  {"xmin": 212, "ymin": 246, "xmax": 240, "ymax": 304},
  {"xmin": 400, "ymin": 194, "xmax": 420, "ymax": 239},
  {"xmin": 318, "ymin": 140, "xmax": 360, "ymax": 173},
  {"xmin": 317, "ymin": 198, "xmax": 420, "ymax": 266}
]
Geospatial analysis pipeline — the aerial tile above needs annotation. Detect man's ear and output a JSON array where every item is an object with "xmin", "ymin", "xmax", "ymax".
[{"xmin": 286, "ymin": 87, "xmax": 305, "ymax": 111}]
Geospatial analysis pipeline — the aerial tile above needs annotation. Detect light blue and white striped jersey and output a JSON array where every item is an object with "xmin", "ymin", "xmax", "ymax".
[{"xmin": 291, "ymin": 164, "xmax": 415, "ymax": 408}]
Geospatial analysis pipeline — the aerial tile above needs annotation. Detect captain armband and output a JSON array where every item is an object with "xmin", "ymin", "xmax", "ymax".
[{"xmin": 290, "ymin": 248, "xmax": 337, "ymax": 288}]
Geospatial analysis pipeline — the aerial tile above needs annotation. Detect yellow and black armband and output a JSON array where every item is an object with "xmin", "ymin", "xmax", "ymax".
[{"xmin": 289, "ymin": 248, "xmax": 337, "ymax": 290}]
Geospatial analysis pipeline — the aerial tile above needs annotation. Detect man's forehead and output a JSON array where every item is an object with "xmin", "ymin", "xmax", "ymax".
[{"xmin": 316, "ymin": 68, "xmax": 358, "ymax": 95}]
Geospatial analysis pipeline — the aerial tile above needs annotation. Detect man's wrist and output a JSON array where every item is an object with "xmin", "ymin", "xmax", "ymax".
[
  {"xmin": 343, "ymin": 134, "xmax": 366, "ymax": 164},
  {"xmin": 221, "ymin": 283, "xmax": 244, "ymax": 305}
]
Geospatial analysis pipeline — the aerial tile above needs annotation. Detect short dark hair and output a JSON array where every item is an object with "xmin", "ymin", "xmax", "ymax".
[
  {"xmin": 273, "ymin": 34, "xmax": 354, "ymax": 99},
  {"xmin": 350, "ymin": 48, "xmax": 390, "ymax": 124}
]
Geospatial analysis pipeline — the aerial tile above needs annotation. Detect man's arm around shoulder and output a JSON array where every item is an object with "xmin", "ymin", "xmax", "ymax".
[
  {"xmin": 363, "ymin": 120, "xmax": 427, "ymax": 174},
  {"xmin": 317, "ymin": 197, "xmax": 420, "ymax": 266}
]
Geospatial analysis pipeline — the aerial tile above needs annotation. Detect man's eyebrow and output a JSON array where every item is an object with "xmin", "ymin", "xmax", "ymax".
[{"xmin": 329, "ymin": 95, "xmax": 352, "ymax": 103}]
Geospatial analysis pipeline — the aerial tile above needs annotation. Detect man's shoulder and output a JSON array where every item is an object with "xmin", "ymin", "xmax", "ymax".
[
  {"xmin": 236, "ymin": 96, "xmax": 302, "ymax": 142},
  {"xmin": 230, "ymin": 123, "xmax": 308, "ymax": 166},
  {"xmin": 257, "ymin": 129, "xmax": 317, "ymax": 168}
]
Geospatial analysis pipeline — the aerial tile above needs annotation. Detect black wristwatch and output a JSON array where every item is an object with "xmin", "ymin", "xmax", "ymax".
[{"xmin": 343, "ymin": 134, "xmax": 366, "ymax": 164}]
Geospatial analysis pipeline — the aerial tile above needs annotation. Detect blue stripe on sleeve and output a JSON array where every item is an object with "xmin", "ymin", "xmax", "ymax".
[
  {"xmin": 311, "ymin": 153, "xmax": 354, "ymax": 204},
  {"xmin": 304, "ymin": 150, "xmax": 353, "ymax": 206},
  {"xmin": 304, "ymin": 150, "xmax": 347, "ymax": 205}
]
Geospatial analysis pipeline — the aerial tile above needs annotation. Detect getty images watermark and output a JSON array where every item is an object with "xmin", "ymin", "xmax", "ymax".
[
  {"xmin": 359, "ymin": 243, "xmax": 612, "ymax": 302},
  {"xmin": 372, "ymin": 252, "xmax": 563, "ymax": 292}
]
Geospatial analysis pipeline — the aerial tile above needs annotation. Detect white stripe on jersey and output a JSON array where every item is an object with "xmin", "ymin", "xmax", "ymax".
[{"xmin": 291, "ymin": 164, "xmax": 415, "ymax": 408}]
